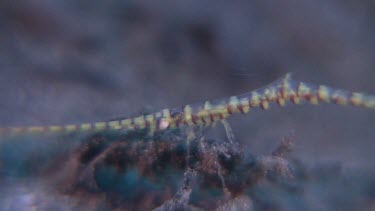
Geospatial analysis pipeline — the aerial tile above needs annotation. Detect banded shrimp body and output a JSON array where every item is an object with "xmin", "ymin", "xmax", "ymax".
[{"xmin": 0, "ymin": 73, "xmax": 373, "ymax": 138}]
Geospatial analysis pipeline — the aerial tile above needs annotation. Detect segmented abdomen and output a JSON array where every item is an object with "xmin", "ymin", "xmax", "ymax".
[
  {"xmin": 167, "ymin": 73, "xmax": 374, "ymax": 128},
  {"xmin": 0, "ymin": 73, "xmax": 374, "ymax": 136}
]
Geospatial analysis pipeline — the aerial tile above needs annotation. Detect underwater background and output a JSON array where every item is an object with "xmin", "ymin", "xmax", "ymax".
[{"xmin": 0, "ymin": 1, "xmax": 375, "ymax": 210}]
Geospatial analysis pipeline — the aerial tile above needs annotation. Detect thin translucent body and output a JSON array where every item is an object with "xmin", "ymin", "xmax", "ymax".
[{"xmin": 1, "ymin": 73, "xmax": 374, "ymax": 136}]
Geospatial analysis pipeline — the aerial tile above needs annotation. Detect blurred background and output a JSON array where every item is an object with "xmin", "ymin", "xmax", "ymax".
[{"xmin": 0, "ymin": 0, "xmax": 374, "ymax": 210}]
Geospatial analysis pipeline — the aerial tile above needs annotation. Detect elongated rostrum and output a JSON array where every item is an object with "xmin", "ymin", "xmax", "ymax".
[{"xmin": 0, "ymin": 73, "xmax": 374, "ymax": 136}]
